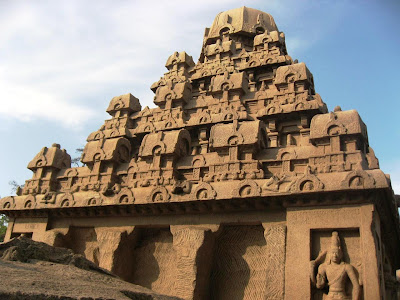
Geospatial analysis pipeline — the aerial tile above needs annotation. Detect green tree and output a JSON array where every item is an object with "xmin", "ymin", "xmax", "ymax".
[
  {"xmin": 0, "ymin": 214, "xmax": 8, "ymax": 242},
  {"xmin": 0, "ymin": 181, "xmax": 24, "ymax": 242}
]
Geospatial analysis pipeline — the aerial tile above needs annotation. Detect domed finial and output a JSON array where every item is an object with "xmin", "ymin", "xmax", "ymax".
[
  {"xmin": 52, "ymin": 143, "xmax": 61, "ymax": 149},
  {"xmin": 334, "ymin": 106, "xmax": 342, "ymax": 112}
]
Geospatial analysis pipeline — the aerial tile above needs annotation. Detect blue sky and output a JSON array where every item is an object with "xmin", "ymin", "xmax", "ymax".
[{"xmin": 0, "ymin": 0, "xmax": 399, "ymax": 197}]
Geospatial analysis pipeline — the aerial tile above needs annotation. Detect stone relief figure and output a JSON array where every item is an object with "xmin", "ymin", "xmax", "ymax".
[{"xmin": 310, "ymin": 231, "xmax": 360, "ymax": 300}]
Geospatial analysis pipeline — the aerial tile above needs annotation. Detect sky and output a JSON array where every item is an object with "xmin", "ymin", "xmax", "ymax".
[{"xmin": 0, "ymin": 0, "xmax": 399, "ymax": 198}]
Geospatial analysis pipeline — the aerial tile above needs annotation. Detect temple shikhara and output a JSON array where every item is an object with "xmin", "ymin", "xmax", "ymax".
[{"xmin": 1, "ymin": 7, "xmax": 399, "ymax": 300}]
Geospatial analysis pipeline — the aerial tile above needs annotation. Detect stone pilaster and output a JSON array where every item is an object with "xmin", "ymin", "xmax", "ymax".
[
  {"xmin": 171, "ymin": 225, "xmax": 215, "ymax": 300},
  {"xmin": 262, "ymin": 223, "xmax": 287, "ymax": 300},
  {"xmin": 4, "ymin": 217, "xmax": 14, "ymax": 242},
  {"xmin": 95, "ymin": 226, "xmax": 135, "ymax": 271},
  {"xmin": 35, "ymin": 228, "xmax": 69, "ymax": 247}
]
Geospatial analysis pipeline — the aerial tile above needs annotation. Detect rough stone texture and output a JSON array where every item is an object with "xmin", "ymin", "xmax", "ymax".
[
  {"xmin": 0, "ymin": 236, "xmax": 181, "ymax": 300},
  {"xmin": 0, "ymin": 235, "xmax": 110, "ymax": 274},
  {"xmin": 0, "ymin": 260, "xmax": 181, "ymax": 300},
  {"xmin": 1, "ymin": 6, "xmax": 400, "ymax": 300}
]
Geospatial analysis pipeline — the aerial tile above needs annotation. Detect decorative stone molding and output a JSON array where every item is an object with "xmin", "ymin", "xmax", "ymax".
[
  {"xmin": 59, "ymin": 193, "xmax": 75, "ymax": 207},
  {"xmin": 232, "ymin": 179, "xmax": 261, "ymax": 198},
  {"xmin": 115, "ymin": 188, "xmax": 135, "ymax": 204},
  {"xmin": 192, "ymin": 183, "xmax": 217, "ymax": 200},
  {"xmin": 148, "ymin": 187, "xmax": 171, "ymax": 203}
]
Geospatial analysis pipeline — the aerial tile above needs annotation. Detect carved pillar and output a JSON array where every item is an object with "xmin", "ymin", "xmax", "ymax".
[
  {"xmin": 330, "ymin": 135, "xmax": 341, "ymax": 152},
  {"xmin": 4, "ymin": 217, "xmax": 14, "ymax": 242},
  {"xmin": 269, "ymin": 133, "xmax": 278, "ymax": 148},
  {"xmin": 171, "ymin": 225, "xmax": 215, "ymax": 300},
  {"xmin": 199, "ymin": 128, "xmax": 208, "ymax": 154},
  {"xmin": 95, "ymin": 227, "xmax": 134, "ymax": 271},
  {"xmin": 262, "ymin": 223, "xmax": 287, "ymax": 300},
  {"xmin": 35, "ymin": 228, "xmax": 69, "ymax": 247}
]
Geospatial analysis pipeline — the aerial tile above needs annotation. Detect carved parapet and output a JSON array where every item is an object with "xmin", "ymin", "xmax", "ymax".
[
  {"xmin": 154, "ymin": 118, "xmax": 184, "ymax": 132},
  {"xmin": 275, "ymin": 62, "xmax": 313, "ymax": 86},
  {"xmin": 188, "ymin": 105, "xmax": 247, "ymax": 126},
  {"xmin": 209, "ymin": 120, "xmax": 265, "ymax": 150},
  {"xmin": 0, "ymin": 196, "xmax": 16, "ymax": 210},
  {"xmin": 139, "ymin": 129, "xmax": 191, "ymax": 159},
  {"xmin": 209, "ymin": 72, "xmax": 248, "ymax": 94},
  {"xmin": 87, "ymin": 126, "xmax": 131, "ymax": 141},
  {"xmin": 205, "ymin": 39, "xmax": 235, "ymax": 57},
  {"xmin": 310, "ymin": 109, "xmax": 368, "ymax": 141},
  {"xmin": 87, "ymin": 116, "xmax": 134, "ymax": 142},
  {"xmin": 257, "ymin": 93, "xmax": 327, "ymax": 117},
  {"xmin": 242, "ymin": 51, "xmax": 292, "ymax": 69},
  {"xmin": 81, "ymin": 137, "xmax": 131, "ymax": 165},
  {"xmin": 27, "ymin": 143, "xmax": 71, "ymax": 172},
  {"xmin": 253, "ymin": 30, "xmax": 285, "ymax": 49},
  {"xmin": 153, "ymin": 81, "xmax": 192, "ymax": 107},
  {"xmin": 106, "ymin": 93, "xmax": 141, "ymax": 117},
  {"xmin": 164, "ymin": 51, "xmax": 194, "ymax": 73},
  {"xmin": 0, "ymin": 169, "xmax": 391, "ymax": 214},
  {"xmin": 190, "ymin": 62, "xmax": 235, "ymax": 80}
]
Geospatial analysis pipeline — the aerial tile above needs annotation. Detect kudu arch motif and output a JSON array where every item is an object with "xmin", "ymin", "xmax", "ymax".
[{"xmin": 1, "ymin": 7, "xmax": 399, "ymax": 300}]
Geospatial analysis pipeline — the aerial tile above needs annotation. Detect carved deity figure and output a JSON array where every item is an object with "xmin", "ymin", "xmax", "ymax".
[{"xmin": 310, "ymin": 232, "xmax": 360, "ymax": 300}]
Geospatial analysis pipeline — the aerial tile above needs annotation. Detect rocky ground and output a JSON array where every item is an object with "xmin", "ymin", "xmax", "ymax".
[{"xmin": 0, "ymin": 236, "xmax": 181, "ymax": 300}]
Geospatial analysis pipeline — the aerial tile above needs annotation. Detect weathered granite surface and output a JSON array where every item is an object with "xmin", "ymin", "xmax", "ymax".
[{"xmin": 0, "ymin": 236, "xmax": 181, "ymax": 300}]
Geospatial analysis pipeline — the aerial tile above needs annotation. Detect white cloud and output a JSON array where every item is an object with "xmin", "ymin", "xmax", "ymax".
[
  {"xmin": 0, "ymin": 79, "xmax": 96, "ymax": 128},
  {"xmin": 0, "ymin": 1, "xmax": 251, "ymax": 127},
  {"xmin": 0, "ymin": 0, "xmax": 346, "ymax": 129}
]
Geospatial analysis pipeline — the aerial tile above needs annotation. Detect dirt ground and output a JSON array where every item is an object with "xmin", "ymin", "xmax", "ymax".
[{"xmin": 0, "ymin": 236, "xmax": 181, "ymax": 300}]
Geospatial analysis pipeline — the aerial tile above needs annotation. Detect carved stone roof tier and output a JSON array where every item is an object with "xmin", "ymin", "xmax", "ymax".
[
  {"xmin": 165, "ymin": 51, "xmax": 195, "ymax": 70},
  {"xmin": 253, "ymin": 30, "xmax": 284, "ymax": 47},
  {"xmin": 27, "ymin": 144, "xmax": 71, "ymax": 171},
  {"xmin": 310, "ymin": 109, "xmax": 368, "ymax": 140},
  {"xmin": 0, "ymin": 169, "xmax": 392, "ymax": 211},
  {"xmin": 209, "ymin": 120, "xmax": 265, "ymax": 148},
  {"xmin": 210, "ymin": 72, "xmax": 248, "ymax": 93},
  {"xmin": 274, "ymin": 63, "xmax": 313, "ymax": 85},
  {"xmin": 138, "ymin": 129, "xmax": 191, "ymax": 158},
  {"xmin": 81, "ymin": 137, "xmax": 131, "ymax": 164},
  {"xmin": 153, "ymin": 81, "xmax": 192, "ymax": 106},
  {"xmin": 106, "ymin": 93, "xmax": 141, "ymax": 115}
]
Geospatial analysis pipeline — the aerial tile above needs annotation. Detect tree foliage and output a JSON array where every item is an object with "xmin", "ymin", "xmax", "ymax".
[
  {"xmin": 9, "ymin": 180, "xmax": 24, "ymax": 194},
  {"xmin": 0, "ymin": 214, "xmax": 8, "ymax": 242},
  {"xmin": 71, "ymin": 147, "xmax": 84, "ymax": 167}
]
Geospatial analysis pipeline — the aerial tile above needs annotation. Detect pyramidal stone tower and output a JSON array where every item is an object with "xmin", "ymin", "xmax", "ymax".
[{"xmin": 1, "ymin": 7, "xmax": 399, "ymax": 300}]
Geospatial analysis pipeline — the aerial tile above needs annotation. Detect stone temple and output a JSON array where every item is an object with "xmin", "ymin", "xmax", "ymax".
[{"xmin": 1, "ymin": 7, "xmax": 399, "ymax": 300}]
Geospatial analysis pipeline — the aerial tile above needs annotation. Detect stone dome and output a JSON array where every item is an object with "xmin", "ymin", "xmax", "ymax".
[{"xmin": 204, "ymin": 6, "xmax": 278, "ymax": 43}]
